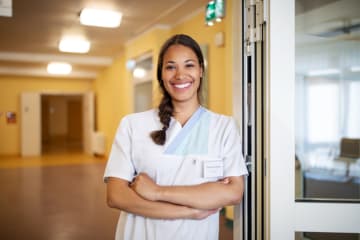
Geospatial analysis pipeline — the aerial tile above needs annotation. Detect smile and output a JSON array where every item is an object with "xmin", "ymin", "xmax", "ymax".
[{"xmin": 173, "ymin": 82, "xmax": 192, "ymax": 89}]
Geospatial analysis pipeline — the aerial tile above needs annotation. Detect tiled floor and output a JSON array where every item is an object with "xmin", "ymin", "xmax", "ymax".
[{"xmin": 0, "ymin": 154, "xmax": 233, "ymax": 240}]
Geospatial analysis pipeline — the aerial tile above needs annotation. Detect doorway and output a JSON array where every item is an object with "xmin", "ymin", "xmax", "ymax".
[{"xmin": 41, "ymin": 94, "xmax": 83, "ymax": 154}]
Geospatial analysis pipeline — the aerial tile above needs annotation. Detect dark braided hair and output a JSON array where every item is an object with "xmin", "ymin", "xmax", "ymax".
[{"xmin": 150, "ymin": 34, "xmax": 205, "ymax": 145}]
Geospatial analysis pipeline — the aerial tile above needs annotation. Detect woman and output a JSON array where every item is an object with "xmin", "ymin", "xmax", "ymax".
[{"xmin": 104, "ymin": 34, "xmax": 248, "ymax": 240}]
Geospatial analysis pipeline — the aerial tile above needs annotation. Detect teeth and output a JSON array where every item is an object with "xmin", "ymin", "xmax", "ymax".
[{"xmin": 174, "ymin": 82, "xmax": 191, "ymax": 89}]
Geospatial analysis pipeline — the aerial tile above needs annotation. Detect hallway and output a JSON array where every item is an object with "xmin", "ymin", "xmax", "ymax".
[{"xmin": 0, "ymin": 154, "xmax": 233, "ymax": 240}]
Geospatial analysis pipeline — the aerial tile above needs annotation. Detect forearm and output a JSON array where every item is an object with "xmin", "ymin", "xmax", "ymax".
[
  {"xmin": 157, "ymin": 177, "xmax": 244, "ymax": 210},
  {"xmin": 106, "ymin": 177, "xmax": 213, "ymax": 220}
]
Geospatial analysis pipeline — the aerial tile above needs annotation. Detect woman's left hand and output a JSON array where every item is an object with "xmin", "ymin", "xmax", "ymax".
[{"xmin": 130, "ymin": 173, "xmax": 160, "ymax": 201}]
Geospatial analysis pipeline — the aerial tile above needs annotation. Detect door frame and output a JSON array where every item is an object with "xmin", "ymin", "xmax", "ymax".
[{"xmin": 21, "ymin": 91, "xmax": 95, "ymax": 156}]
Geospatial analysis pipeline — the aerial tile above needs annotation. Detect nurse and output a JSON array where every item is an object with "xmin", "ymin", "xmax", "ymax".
[{"xmin": 104, "ymin": 34, "xmax": 248, "ymax": 240}]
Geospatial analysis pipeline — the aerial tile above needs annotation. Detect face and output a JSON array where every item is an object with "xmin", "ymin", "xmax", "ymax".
[{"xmin": 161, "ymin": 44, "xmax": 203, "ymax": 105}]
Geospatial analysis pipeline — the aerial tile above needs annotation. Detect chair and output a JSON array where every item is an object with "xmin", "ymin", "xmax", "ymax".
[{"xmin": 340, "ymin": 138, "xmax": 360, "ymax": 158}]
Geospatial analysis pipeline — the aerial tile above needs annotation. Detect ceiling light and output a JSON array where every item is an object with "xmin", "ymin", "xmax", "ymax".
[
  {"xmin": 350, "ymin": 66, "xmax": 360, "ymax": 72},
  {"xmin": 47, "ymin": 62, "xmax": 72, "ymax": 75},
  {"xmin": 59, "ymin": 38, "xmax": 90, "ymax": 53},
  {"xmin": 133, "ymin": 67, "xmax": 146, "ymax": 79},
  {"xmin": 80, "ymin": 8, "xmax": 122, "ymax": 28},
  {"xmin": 0, "ymin": 0, "xmax": 12, "ymax": 17},
  {"xmin": 307, "ymin": 68, "xmax": 340, "ymax": 76}
]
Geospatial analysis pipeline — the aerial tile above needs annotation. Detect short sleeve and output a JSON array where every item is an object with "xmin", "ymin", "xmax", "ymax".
[
  {"xmin": 223, "ymin": 118, "xmax": 248, "ymax": 177},
  {"xmin": 103, "ymin": 116, "xmax": 136, "ymax": 182}
]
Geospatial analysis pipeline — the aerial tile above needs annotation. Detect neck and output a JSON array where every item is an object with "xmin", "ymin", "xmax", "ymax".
[{"xmin": 172, "ymin": 101, "xmax": 200, "ymax": 126}]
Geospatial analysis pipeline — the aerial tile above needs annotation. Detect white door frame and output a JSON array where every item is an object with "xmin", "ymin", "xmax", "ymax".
[
  {"xmin": 21, "ymin": 92, "xmax": 41, "ymax": 156},
  {"xmin": 21, "ymin": 91, "xmax": 95, "ymax": 156},
  {"xmin": 266, "ymin": 0, "xmax": 360, "ymax": 239},
  {"xmin": 231, "ymin": 0, "xmax": 245, "ymax": 239}
]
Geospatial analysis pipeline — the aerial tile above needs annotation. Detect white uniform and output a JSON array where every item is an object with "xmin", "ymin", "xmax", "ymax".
[{"xmin": 104, "ymin": 106, "xmax": 248, "ymax": 240}]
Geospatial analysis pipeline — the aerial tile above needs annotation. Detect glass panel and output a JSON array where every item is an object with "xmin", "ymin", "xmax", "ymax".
[
  {"xmin": 295, "ymin": 232, "xmax": 360, "ymax": 240},
  {"xmin": 295, "ymin": 0, "xmax": 360, "ymax": 200}
]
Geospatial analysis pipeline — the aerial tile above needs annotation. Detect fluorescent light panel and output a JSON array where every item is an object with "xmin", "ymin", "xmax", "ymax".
[
  {"xmin": 80, "ymin": 8, "xmax": 122, "ymax": 28},
  {"xmin": 59, "ymin": 38, "xmax": 90, "ymax": 53},
  {"xmin": 307, "ymin": 68, "xmax": 340, "ymax": 76},
  {"xmin": 47, "ymin": 62, "xmax": 72, "ymax": 75}
]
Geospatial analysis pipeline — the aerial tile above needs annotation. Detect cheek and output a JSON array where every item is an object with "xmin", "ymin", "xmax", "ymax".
[{"xmin": 161, "ymin": 70, "xmax": 173, "ymax": 81}]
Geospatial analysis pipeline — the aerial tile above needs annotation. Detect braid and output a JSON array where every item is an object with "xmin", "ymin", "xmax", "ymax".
[{"xmin": 150, "ymin": 93, "xmax": 173, "ymax": 145}]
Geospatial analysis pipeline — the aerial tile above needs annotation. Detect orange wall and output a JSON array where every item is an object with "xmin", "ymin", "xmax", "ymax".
[{"xmin": 0, "ymin": 76, "xmax": 92, "ymax": 155}]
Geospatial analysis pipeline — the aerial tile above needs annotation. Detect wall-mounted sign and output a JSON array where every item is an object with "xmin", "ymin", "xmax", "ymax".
[
  {"xmin": 205, "ymin": 0, "xmax": 225, "ymax": 26},
  {"xmin": 6, "ymin": 111, "xmax": 16, "ymax": 124}
]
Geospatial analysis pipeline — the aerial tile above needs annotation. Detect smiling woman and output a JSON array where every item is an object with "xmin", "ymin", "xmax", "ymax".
[{"xmin": 103, "ymin": 34, "xmax": 248, "ymax": 240}]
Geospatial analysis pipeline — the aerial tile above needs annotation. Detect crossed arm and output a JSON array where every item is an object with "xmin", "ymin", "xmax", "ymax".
[{"xmin": 106, "ymin": 174, "xmax": 244, "ymax": 220}]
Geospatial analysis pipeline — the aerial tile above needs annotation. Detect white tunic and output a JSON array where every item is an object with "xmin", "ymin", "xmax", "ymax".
[{"xmin": 104, "ymin": 107, "xmax": 248, "ymax": 240}]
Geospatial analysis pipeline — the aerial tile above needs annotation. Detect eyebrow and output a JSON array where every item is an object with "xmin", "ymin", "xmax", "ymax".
[{"xmin": 165, "ymin": 59, "xmax": 196, "ymax": 64}]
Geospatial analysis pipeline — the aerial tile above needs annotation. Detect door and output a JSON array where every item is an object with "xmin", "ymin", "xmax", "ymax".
[
  {"xmin": 21, "ymin": 92, "xmax": 41, "ymax": 156},
  {"xmin": 267, "ymin": 0, "xmax": 360, "ymax": 239},
  {"xmin": 67, "ymin": 99, "xmax": 82, "ymax": 142}
]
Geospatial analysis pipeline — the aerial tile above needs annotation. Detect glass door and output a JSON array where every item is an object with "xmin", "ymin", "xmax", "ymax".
[{"xmin": 266, "ymin": 0, "xmax": 360, "ymax": 239}]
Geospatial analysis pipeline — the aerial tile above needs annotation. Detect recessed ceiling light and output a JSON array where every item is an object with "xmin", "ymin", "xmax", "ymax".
[
  {"xmin": 80, "ymin": 8, "xmax": 122, "ymax": 28},
  {"xmin": 59, "ymin": 38, "xmax": 90, "ymax": 53},
  {"xmin": 307, "ymin": 68, "xmax": 340, "ymax": 76},
  {"xmin": 47, "ymin": 62, "xmax": 72, "ymax": 75}
]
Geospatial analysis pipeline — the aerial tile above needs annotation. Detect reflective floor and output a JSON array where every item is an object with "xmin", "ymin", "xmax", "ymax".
[{"xmin": 0, "ymin": 154, "xmax": 233, "ymax": 240}]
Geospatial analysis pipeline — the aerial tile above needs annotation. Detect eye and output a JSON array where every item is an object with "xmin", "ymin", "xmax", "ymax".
[
  {"xmin": 185, "ymin": 63, "xmax": 195, "ymax": 68},
  {"xmin": 165, "ymin": 65, "xmax": 175, "ymax": 70}
]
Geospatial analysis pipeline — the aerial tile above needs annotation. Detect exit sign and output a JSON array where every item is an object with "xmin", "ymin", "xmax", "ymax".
[{"xmin": 205, "ymin": 0, "xmax": 225, "ymax": 26}]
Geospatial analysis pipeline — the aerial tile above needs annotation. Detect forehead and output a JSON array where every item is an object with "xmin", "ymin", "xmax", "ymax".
[{"xmin": 163, "ymin": 44, "xmax": 197, "ymax": 61}]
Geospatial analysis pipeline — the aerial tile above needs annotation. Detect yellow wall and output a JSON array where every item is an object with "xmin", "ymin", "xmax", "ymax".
[
  {"xmin": 93, "ymin": 56, "xmax": 131, "ymax": 155},
  {"xmin": 0, "ymin": 76, "xmax": 92, "ymax": 155}
]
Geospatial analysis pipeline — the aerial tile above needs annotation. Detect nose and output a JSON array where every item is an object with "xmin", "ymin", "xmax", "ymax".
[{"xmin": 175, "ymin": 68, "xmax": 185, "ymax": 81}]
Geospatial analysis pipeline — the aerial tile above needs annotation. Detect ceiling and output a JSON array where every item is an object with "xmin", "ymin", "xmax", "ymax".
[
  {"xmin": 295, "ymin": 0, "xmax": 360, "ymax": 76},
  {"xmin": 0, "ymin": 0, "xmax": 208, "ymax": 79}
]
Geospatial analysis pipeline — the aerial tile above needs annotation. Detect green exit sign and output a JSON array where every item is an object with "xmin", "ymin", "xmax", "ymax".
[{"xmin": 205, "ymin": 0, "xmax": 225, "ymax": 26}]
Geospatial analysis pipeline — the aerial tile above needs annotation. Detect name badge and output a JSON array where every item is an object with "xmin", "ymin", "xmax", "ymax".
[{"xmin": 203, "ymin": 160, "xmax": 224, "ymax": 178}]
